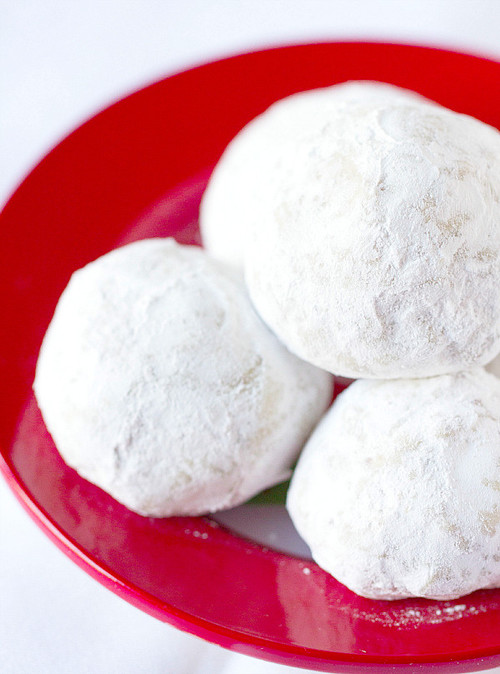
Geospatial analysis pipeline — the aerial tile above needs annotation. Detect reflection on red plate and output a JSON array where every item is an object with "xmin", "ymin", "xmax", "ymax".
[{"xmin": 1, "ymin": 43, "xmax": 500, "ymax": 672}]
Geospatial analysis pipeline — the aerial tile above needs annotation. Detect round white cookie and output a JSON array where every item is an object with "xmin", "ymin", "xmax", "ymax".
[
  {"xmin": 200, "ymin": 81, "xmax": 427, "ymax": 270},
  {"xmin": 34, "ymin": 238, "xmax": 332, "ymax": 517},
  {"xmin": 287, "ymin": 370, "xmax": 500, "ymax": 600},
  {"xmin": 243, "ymin": 94, "xmax": 500, "ymax": 378}
]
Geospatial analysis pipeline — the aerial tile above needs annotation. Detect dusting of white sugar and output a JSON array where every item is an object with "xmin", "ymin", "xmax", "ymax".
[
  {"xmin": 200, "ymin": 81, "xmax": 428, "ymax": 270},
  {"xmin": 240, "ymin": 87, "xmax": 500, "ymax": 378},
  {"xmin": 345, "ymin": 601, "xmax": 489, "ymax": 629},
  {"xmin": 34, "ymin": 238, "xmax": 332, "ymax": 517},
  {"xmin": 287, "ymin": 369, "xmax": 500, "ymax": 600}
]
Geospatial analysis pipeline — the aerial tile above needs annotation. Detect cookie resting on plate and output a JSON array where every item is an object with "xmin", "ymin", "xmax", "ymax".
[
  {"xmin": 287, "ymin": 369, "xmax": 500, "ymax": 600},
  {"xmin": 34, "ymin": 238, "xmax": 332, "ymax": 517}
]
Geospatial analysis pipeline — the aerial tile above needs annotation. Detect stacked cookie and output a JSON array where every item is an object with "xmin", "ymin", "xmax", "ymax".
[{"xmin": 201, "ymin": 82, "xmax": 500, "ymax": 600}]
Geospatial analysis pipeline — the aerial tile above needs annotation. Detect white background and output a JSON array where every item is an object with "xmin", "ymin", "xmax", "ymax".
[{"xmin": 1, "ymin": 1, "xmax": 500, "ymax": 673}]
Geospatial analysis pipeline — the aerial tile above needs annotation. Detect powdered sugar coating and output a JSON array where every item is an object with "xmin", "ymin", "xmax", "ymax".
[
  {"xmin": 287, "ymin": 370, "xmax": 500, "ymax": 600},
  {"xmin": 200, "ymin": 81, "xmax": 427, "ymax": 270},
  {"xmin": 34, "ymin": 238, "xmax": 332, "ymax": 517},
  {"xmin": 244, "ymin": 96, "xmax": 500, "ymax": 378}
]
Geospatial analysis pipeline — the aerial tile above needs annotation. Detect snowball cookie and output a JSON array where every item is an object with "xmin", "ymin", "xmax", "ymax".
[
  {"xmin": 34, "ymin": 238, "xmax": 332, "ymax": 517},
  {"xmin": 200, "ymin": 81, "xmax": 427, "ymax": 270},
  {"xmin": 287, "ymin": 369, "xmax": 500, "ymax": 600},
  {"xmin": 244, "ymin": 95, "xmax": 500, "ymax": 379}
]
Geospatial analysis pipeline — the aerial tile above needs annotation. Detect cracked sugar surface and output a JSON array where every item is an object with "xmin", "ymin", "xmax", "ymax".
[
  {"xmin": 237, "ymin": 86, "xmax": 500, "ymax": 378},
  {"xmin": 34, "ymin": 238, "xmax": 332, "ymax": 517},
  {"xmin": 287, "ymin": 369, "xmax": 500, "ymax": 600}
]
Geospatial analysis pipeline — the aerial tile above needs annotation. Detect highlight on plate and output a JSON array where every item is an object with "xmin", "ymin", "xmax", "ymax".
[{"xmin": 34, "ymin": 80, "xmax": 500, "ymax": 601}]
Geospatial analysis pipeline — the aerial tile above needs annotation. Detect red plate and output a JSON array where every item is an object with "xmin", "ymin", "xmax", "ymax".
[{"xmin": 1, "ymin": 43, "xmax": 500, "ymax": 672}]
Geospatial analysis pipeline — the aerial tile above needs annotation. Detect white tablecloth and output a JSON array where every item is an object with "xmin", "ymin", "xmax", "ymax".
[{"xmin": 1, "ymin": 2, "xmax": 500, "ymax": 672}]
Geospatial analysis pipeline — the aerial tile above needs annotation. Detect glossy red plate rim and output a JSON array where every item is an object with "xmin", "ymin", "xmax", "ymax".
[
  {"xmin": 1, "ymin": 42, "xmax": 500, "ymax": 672},
  {"xmin": 3, "ymin": 455, "xmax": 500, "ymax": 673}
]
